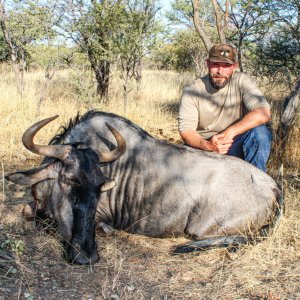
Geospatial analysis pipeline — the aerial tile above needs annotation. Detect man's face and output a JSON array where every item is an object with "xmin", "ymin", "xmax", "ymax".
[{"xmin": 207, "ymin": 60, "xmax": 237, "ymax": 89}]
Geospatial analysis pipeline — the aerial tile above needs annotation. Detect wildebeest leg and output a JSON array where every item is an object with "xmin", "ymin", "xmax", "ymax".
[
  {"xmin": 22, "ymin": 200, "xmax": 56, "ymax": 233},
  {"xmin": 22, "ymin": 201, "xmax": 37, "ymax": 220},
  {"xmin": 97, "ymin": 222, "xmax": 116, "ymax": 237},
  {"xmin": 22, "ymin": 201, "xmax": 51, "ymax": 220},
  {"xmin": 28, "ymin": 182, "xmax": 54, "ymax": 231},
  {"xmin": 31, "ymin": 181, "xmax": 53, "ymax": 218},
  {"xmin": 172, "ymin": 236, "xmax": 250, "ymax": 254}
]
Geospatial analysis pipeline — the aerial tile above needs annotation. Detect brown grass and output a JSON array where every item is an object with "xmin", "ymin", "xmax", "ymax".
[{"xmin": 0, "ymin": 67, "xmax": 299, "ymax": 299}]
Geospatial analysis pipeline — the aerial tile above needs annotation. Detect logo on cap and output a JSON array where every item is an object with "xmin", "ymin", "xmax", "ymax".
[{"xmin": 221, "ymin": 51, "xmax": 229, "ymax": 58}]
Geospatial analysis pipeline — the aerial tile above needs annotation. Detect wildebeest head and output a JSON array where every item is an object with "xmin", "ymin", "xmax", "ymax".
[{"xmin": 6, "ymin": 116, "xmax": 126, "ymax": 265}]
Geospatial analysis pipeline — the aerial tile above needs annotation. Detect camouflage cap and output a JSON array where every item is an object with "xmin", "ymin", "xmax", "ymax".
[{"xmin": 208, "ymin": 44, "xmax": 237, "ymax": 64}]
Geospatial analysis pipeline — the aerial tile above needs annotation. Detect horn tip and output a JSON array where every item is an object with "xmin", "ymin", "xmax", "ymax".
[{"xmin": 51, "ymin": 115, "xmax": 59, "ymax": 121}]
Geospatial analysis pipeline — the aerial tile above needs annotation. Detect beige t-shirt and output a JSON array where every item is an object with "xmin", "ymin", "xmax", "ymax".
[{"xmin": 178, "ymin": 72, "xmax": 270, "ymax": 140}]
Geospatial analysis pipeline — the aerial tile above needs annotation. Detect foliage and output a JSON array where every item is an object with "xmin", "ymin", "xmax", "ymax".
[
  {"xmin": 152, "ymin": 29, "xmax": 207, "ymax": 76},
  {"xmin": 0, "ymin": 29, "xmax": 9, "ymax": 61},
  {"xmin": 166, "ymin": 0, "xmax": 214, "ymax": 28},
  {"xmin": 165, "ymin": 0, "xmax": 300, "ymax": 78},
  {"xmin": 117, "ymin": 0, "xmax": 161, "ymax": 111},
  {"xmin": 60, "ymin": 0, "xmax": 160, "ymax": 100},
  {"xmin": 226, "ymin": 0, "xmax": 275, "ymax": 71},
  {"xmin": 0, "ymin": 0, "xmax": 63, "ymax": 96},
  {"xmin": 117, "ymin": 0, "xmax": 160, "ymax": 71},
  {"xmin": 27, "ymin": 44, "xmax": 85, "ymax": 69},
  {"xmin": 69, "ymin": 66, "xmax": 97, "ymax": 108},
  {"xmin": 250, "ymin": 0, "xmax": 300, "ymax": 79},
  {"xmin": 1, "ymin": 0, "xmax": 56, "ymax": 65},
  {"xmin": 1, "ymin": 237, "xmax": 25, "ymax": 257}
]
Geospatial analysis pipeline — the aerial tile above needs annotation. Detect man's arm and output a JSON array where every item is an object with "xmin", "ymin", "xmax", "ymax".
[
  {"xmin": 180, "ymin": 106, "xmax": 271, "ymax": 154},
  {"xmin": 217, "ymin": 107, "xmax": 271, "ymax": 144},
  {"xmin": 180, "ymin": 130, "xmax": 232, "ymax": 154}
]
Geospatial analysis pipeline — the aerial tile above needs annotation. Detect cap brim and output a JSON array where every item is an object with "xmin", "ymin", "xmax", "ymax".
[{"xmin": 209, "ymin": 57, "xmax": 236, "ymax": 64}]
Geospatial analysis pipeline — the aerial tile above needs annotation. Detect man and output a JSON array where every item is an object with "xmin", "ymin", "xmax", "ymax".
[{"xmin": 178, "ymin": 43, "xmax": 272, "ymax": 172}]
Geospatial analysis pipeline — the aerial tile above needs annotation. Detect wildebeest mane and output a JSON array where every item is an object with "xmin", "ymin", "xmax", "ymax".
[{"xmin": 48, "ymin": 110, "xmax": 153, "ymax": 146}]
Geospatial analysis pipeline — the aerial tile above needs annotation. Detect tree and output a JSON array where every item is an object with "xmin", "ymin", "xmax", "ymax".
[
  {"xmin": 60, "ymin": 0, "xmax": 126, "ymax": 100},
  {"xmin": 59, "ymin": 0, "xmax": 160, "ymax": 102},
  {"xmin": 0, "ymin": 29, "xmax": 9, "ymax": 62},
  {"xmin": 167, "ymin": 0, "xmax": 275, "ymax": 68},
  {"xmin": 152, "ymin": 29, "xmax": 207, "ymax": 76},
  {"xmin": 0, "ymin": 0, "xmax": 56, "ymax": 96},
  {"xmin": 118, "ymin": 0, "xmax": 160, "ymax": 112},
  {"xmin": 226, "ymin": 0, "xmax": 275, "ymax": 71},
  {"xmin": 252, "ymin": 0, "xmax": 300, "ymax": 78},
  {"xmin": 165, "ymin": 0, "xmax": 219, "ymax": 71}
]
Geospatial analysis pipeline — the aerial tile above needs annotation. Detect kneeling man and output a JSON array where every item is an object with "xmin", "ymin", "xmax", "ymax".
[{"xmin": 179, "ymin": 44, "xmax": 272, "ymax": 172}]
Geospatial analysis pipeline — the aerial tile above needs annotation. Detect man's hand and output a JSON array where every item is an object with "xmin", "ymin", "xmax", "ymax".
[
  {"xmin": 180, "ymin": 130, "xmax": 234, "ymax": 154},
  {"xmin": 210, "ymin": 133, "xmax": 233, "ymax": 154}
]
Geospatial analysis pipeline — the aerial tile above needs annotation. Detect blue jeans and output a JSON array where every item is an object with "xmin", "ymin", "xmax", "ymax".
[{"xmin": 227, "ymin": 125, "xmax": 272, "ymax": 172}]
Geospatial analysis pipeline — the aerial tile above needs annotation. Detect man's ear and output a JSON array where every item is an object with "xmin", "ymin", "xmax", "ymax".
[
  {"xmin": 100, "ymin": 178, "xmax": 116, "ymax": 192},
  {"xmin": 5, "ymin": 163, "xmax": 59, "ymax": 186}
]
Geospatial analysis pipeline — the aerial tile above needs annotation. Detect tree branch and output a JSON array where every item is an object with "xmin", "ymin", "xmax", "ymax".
[
  {"xmin": 211, "ymin": 0, "xmax": 226, "ymax": 43},
  {"xmin": 191, "ymin": 0, "xmax": 212, "ymax": 52}
]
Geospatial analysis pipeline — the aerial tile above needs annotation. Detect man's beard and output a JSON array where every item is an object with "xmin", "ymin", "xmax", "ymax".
[{"xmin": 209, "ymin": 74, "xmax": 231, "ymax": 90}]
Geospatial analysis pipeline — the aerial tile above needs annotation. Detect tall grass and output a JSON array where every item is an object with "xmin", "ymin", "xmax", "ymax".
[
  {"xmin": 0, "ymin": 68, "xmax": 193, "ymax": 165},
  {"xmin": 1, "ymin": 67, "xmax": 298, "ymax": 169}
]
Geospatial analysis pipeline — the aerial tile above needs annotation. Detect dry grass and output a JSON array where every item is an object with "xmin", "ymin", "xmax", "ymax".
[{"xmin": 0, "ymin": 66, "xmax": 299, "ymax": 299}]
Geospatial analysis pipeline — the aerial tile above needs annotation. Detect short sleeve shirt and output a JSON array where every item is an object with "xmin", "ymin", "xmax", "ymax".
[{"xmin": 178, "ymin": 71, "xmax": 270, "ymax": 140}]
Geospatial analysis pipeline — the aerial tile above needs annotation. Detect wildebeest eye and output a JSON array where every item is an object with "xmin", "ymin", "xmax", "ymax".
[{"xmin": 62, "ymin": 176, "xmax": 81, "ymax": 187}]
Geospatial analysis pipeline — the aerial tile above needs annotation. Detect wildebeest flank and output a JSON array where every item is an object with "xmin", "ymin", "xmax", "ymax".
[{"xmin": 6, "ymin": 111, "xmax": 283, "ymax": 264}]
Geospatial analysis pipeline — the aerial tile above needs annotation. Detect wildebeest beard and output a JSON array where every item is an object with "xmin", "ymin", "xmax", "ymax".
[{"xmin": 209, "ymin": 74, "xmax": 232, "ymax": 90}]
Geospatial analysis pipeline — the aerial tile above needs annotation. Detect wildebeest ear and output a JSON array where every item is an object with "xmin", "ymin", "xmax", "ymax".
[
  {"xmin": 5, "ymin": 163, "xmax": 59, "ymax": 186},
  {"xmin": 100, "ymin": 178, "xmax": 116, "ymax": 192}
]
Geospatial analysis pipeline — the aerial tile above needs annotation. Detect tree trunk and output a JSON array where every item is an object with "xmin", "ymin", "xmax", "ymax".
[
  {"xmin": 123, "ymin": 79, "xmax": 128, "ymax": 115},
  {"xmin": 11, "ymin": 60, "xmax": 24, "ymax": 97},
  {"xmin": 35, "ymin": 61, "xmax": 56, "ymax": 119},
  {"xmin": 274, "ymin": 77, "xmax": 300, "ymax": 167},
  {"xmin": 211, "ymin": 0, "xmax": 226, "ymax": 43},
  {"xmin": 191, "ymin": 0, "xmax": 212, "ymax": 53},
  {"xmin": 237, "ymin": 47, "xmax": 243, "ymax": 72},
  {"xmin": 93, "ymin": 61, "xmax": 110, "ymax": 101},
  {"xmin": 134, "ymin": 59, "xmax": 142, "ymax": 91},
  {"xmin": 0, "ymin": 2, "xmax": 25, "ymax": 97}
]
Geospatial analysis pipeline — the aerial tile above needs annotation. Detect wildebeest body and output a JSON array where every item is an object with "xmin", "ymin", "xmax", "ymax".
[
  {"xmin": 56, "ymin": 112, "xmax": 278, "ymax": 237},
  {"xmin": 7, "ymin": 111, "xmax": 281, "ymax": 263}
]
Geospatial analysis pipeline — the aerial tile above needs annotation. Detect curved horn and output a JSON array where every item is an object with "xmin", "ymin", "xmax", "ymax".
[
  {"xmin": 22, "ymin": 116, "xmax": 72, "ymax": 160},
  {"xmin": 99, "ymin": 123, "xmax": 126, "ymax": 163}
]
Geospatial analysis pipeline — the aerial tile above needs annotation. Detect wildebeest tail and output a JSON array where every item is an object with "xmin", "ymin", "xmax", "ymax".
[{"xmin": 172, "ymin": 236, "xmax": 249, "ymax": 254}]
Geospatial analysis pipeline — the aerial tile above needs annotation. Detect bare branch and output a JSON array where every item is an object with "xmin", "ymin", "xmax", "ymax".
[
  {"xmin": 191, "ymin": 0, "xmax": 212, "ymax": 52},
  {"xmin": 0, "ymin": 2, "xmax": 25, "ymax": 96},
  {"xmin": 224, "ymin": 0, "xmax": 229, "ymax": 31},
  {"xmin": 211, "ymin": 0, "xmax": 226, "ymax": 43}
]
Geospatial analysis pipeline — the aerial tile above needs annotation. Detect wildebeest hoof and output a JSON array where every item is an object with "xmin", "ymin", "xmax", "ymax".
[{"xmin": 97, "ymin": 222, "xmax": 116, "ymax": 236}]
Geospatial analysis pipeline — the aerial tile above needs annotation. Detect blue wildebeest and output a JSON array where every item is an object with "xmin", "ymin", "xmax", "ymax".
[{"xmin": 6, "ymin": 111, "xmax": 283, "ymax": 265}]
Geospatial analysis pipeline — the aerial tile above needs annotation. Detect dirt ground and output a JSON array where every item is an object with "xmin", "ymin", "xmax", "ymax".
[{"xmin": 1, "ymin": 162, "xmax": 299, "ymax": 300}]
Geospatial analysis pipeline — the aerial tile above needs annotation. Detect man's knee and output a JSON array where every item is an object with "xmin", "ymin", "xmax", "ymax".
[
  {"xmin": 246, "ymin": 125, "xmax": 272, "ymax": 151},
  {"xmin": 242, "ymin": 125, "xmax": 272, "ymax": 172},
  {"xmin": 250, "ymin": 124, "xmax": 272, "ymax": 141}
]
